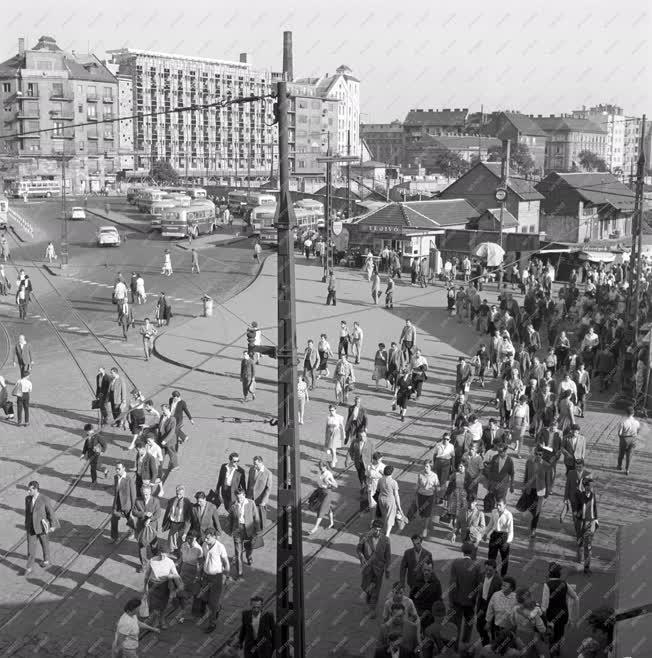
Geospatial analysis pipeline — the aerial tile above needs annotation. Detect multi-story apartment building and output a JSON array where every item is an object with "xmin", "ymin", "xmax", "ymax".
[
  {"xmin": 293, "ymin": 65, "xmax": 361, "ymax": 158},
  {"xmin": 623, "ymin": 116, "xmax": 642, "ymax": 182},
  {"xmin": 572, "ymin": 105, "xmax": 625, "ymax": 174},
  {"xmin": 0, "ymin": 35, "xmax": 119, "ymax": 193},
  {"xmin": 533, "ymin": 115, "xmax": 607, "ymax": 173},
  {"xmin": 403, "ymin": 108, "xmax": 469, "ymax": 139},
  {"xmin": 107, "ymin": 48, "xmax": 275, "ymax": 184},
  {"xmin": 360, "ymin": 121, "xmax": 405, "ymax": 166}
]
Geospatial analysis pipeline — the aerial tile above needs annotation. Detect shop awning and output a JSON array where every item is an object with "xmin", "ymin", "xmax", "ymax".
[
  {"xmin": 579, "ymin": 251, "xmax": 616, "ymax": 263},
  {"xmin": 537, "ymin": 247, "xmax": 572, "ymax": 254}
]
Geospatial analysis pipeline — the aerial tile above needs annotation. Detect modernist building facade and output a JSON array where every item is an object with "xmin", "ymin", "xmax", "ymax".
[
  {"xmin": 0, "ymin": 35, "xmax": 119, "ymax": 193},
  {"xmin": 107, "ymin": 47, "xmax": 275, "ymax": 184}
]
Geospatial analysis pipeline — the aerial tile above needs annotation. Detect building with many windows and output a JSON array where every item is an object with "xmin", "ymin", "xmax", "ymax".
[
  {"xmin": 107, "ymin": 47, "xmax": 275, "ymax": 184},
  {"xmin": 0, "ymin": 35, "xmax": 119, "ymax": 193},
  {"xmin": 571, "ymin": 105, "xmax": 626, "ymax": 175},
  {"xmin": 360, "ymin": 121, "xmax": 405, "ymax": 166}
]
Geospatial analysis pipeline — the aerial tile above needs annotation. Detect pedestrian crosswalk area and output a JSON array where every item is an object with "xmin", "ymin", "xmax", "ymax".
[{"xmin": 64, "ymin": 275, "xmax": 201, "ymax": 306}]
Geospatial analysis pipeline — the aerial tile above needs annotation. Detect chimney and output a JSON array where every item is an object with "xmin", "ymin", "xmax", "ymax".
[
  {"xmin": 282, "ymin": 31, "xmax": 293, "ymax": 81},
  {"xmin": 239, "ymin": 53, "xmax": 247, "ymax": 64},
  {"xmin": 18, "ymin": 38, "xmax": 25, "ymax": 54}
]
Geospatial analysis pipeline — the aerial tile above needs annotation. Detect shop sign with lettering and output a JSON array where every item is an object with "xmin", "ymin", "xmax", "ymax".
[{"xmin": 361, "ymin": 225, "xmax": 401, "ymax": 233}]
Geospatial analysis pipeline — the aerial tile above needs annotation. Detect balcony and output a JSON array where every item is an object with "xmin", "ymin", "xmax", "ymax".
[
  {"xmin": 102, "ymin": 113, "xmax": 115, "ymax": 121},
  {"xmin": 87, "ymin": 133, "xmax": 99, "ymax": 140},
  {"xmin": 50, "ymin": 92, "xmax": 73, "ymax": 101},
  {"xmin": 103, "ymin": 132, "xmax": 114, "ymax": 140},
  {"xmin": 87, "ymin": 113, "xmax": 98, "ymax": 122},
  {"xmin": 86, "ymin": 94, "xmax": 99, "ymax": 102},
  {"xmin": 52, "ymin": 131, "xmax": 74, "ymax": 140},
  {"xmin": 102, "ymin": 96, "xmax": 114, "ymax": 103},
  {"xmin": 16, "ymin": 109, "xmax": 41, "ymax": 120}
]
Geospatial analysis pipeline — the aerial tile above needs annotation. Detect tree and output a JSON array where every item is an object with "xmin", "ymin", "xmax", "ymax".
[
  {"xmin": 433, "ymin": 149, "xmax": 470, "ymax": 179},
  {"xmin": 149, "ymin": 159, "xmax": 178, "ymax": 183},
  {"xmin": 487, "ymin": 142, "xmax": 536, "ymax": 176},
  {"xmin": 578, "ymin": 150, "xmax": 608, "ymax": 172}
]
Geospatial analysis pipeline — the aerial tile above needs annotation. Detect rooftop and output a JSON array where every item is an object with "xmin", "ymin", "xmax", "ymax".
[
  {"xmin": 477, "ymin": 162, "xmax": 544, "ymax": 201},
  {"xmin": 533, "ymin": 116, "xmax": 607, "ymax": 134},
  {"xmin": 483, "ymin": 207, "xmax": 519, "ymax": 228},
  {"xmin": 107, "ymin": 47, "xmax": 249, "ymax": 69},
  {"xmin": 404, "ymin": 108, "xmax": 469, "ymax": 127},
  {"xmin": 351, "ymin": 199, "xmax": 480, "ymax": 230},
  {"xmin": 499, "ymin": 111, "xmax": 548, "ymax": 137},
  {"xmin": 415, "ymin": 134, "xmax": 502, "ymax": 150},
  {"xmin": 536, "ymin": 171, "xmax": 636, "ymax": 211}
]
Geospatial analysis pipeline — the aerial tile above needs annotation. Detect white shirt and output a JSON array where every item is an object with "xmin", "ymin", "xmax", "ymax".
[
  {"xmin": 146, "ymin": 442, "xmax": 163, "ymax": 464},
  {"xmin": 116, "ymin": 613, "xmax": 140, "ymax": 650},
  {"xmin": 482, "ymin": 574, "xmax": 493, "ymax": 602},
  {"xmin": 487, "ymin": 508, "xmax": 514, "ymax": 544},
  {"xmin": 225, "ymin": 464, "xmax": 236, "ymax": 486},
  {"xmin": 114, "ymin": 281, "xmax": 128, "ymax": 299},
  {"xmin": 16, "ymin": 378, "xmax": 32, "ymax": 395},
  {"xmin": 202, "ymin": 540, "xmax": 228, "ymax": 575},
  {"xmin": 251, "ymin": 612, "xmax": 261, "ymax": 637},
  {"xmin": 149, "ymin": 556, "xmax": 179, "ymax": 580}
]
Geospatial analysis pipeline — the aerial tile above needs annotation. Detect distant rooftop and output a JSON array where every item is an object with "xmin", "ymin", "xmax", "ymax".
[
  {"xmin": 404, "ymin": 108, "xmax": 469, "ymax": 127},
  {"xmin": 107, "ymin": 47, "xmax": 249, "ymax": 69}
]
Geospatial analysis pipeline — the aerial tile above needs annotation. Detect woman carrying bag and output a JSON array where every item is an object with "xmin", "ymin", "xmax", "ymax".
[
  {"xmin": 308, "ymin": 461, "xmax": 338, "ymax": 534},
  {"xmin": 111, "ymin": 598, "xmax": 159, "ymax": 658},
  {"xmin": 0, "ymin": 376, "xmax": 15, "ymax": 420},
  {"xmin": 412, "ymin": 460, "xmax": 438, "ymax": 538},
  {"xmin": 142, "ymin": 541, "xmax": 183, "ymax": 630}
]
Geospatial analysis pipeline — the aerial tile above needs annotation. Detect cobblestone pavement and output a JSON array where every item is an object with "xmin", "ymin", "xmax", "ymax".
[{"xmin": 0, "ymin": 255, "xmax": 648, "ymax": 657}]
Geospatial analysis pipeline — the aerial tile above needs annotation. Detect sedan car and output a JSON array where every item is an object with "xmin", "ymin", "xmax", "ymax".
[
  {"xmin": 70, "ymin": 207, "xmax": 86, "ymax": 220},
  {"xmin": 97, "ymin": 226, "xmax": 121, "ymax": 247}
]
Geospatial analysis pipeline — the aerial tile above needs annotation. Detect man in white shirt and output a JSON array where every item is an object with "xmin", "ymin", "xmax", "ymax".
[
  {"xmin": 485, "ymin": 576, "xmax": 517, "ymax": 633},
  {"xmin": 200, "ymin": 528, "xmax": 230, "ymax": 633},
  {"xmin": 482, "ymin": 499, "xmax": 514, "ymax": 576},
  {"xmin": 350, "ymin": 321, "xmax": 364, "ymax": 365},
  {"xmin": 617, "ymin": 405, "xmax": 641, "ymax": 475},
  {"xmin": 14, "ymin": 374, "xmax": 32, "ymax": 427}
]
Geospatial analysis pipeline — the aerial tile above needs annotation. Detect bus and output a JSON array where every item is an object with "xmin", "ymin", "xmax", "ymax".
[
  {"xmin": 11, "ymin": 179, "xmax": 62, "ymax": 198},
  {"xmin": 160, "ymin": 200, "xmax": 217, "ymax": 239},
  {"xmin": 245, "ymin": 192, "xmax": 276, "ymax": 214},
  {"xmin": 126, "ymin": 184, "xmax": 148, "ymax": 204},
  {"xmin": 188, "ymin": 187, "xmax": 207, "ymax": 200},
  {"xmin": 256, "ymin": 204, "xmax": 325, "ymax": 245},
  {"xmin": 227, "ymin": 190, "xmax": 249, "ymax": 215},
  {"xmin": 137, "ymin": 189, "xmax": 167, "ymax": 213},
  {"xmin": 149, "ymin": 199, "xmax": 179, "ymax": 228},
  {"xmin": 0, "ymin": 195, "xmax": 8, "ymax": 229},
  {"xmin": 249, "ymin": 205, "xmax": 277, "ymax": 233}
]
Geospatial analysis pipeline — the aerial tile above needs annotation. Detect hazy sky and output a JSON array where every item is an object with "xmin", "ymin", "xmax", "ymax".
[{"xmin": 3, "ymin": 0, "xmax": 650, "ymax": 122}]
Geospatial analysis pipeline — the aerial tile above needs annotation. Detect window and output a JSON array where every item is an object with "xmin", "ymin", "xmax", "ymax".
[
  {"xmin": 77, "ymin": 85, "xmax": 83, "ymax": 96},
  {"xmin": 53, "ymin": 120, "xmax": 65, "ymax": 135},
  {"xmin": 52, "ymin": 82, "xmax": 63, "ymax": 97},
  {"xmin": 2, "ymin": 83, "xmax": 10, "ymax": 93},
  {"xmin": 87, "ymin": 85, "xmax": 96, "ymax": 98},
  {"xmin": 37, "ymin": 60, "xmax": 53, "ymax": 70},
  {"xmin": 87, "ymin": 104, "xmax": 96, "ymax": 119},
  {"xmin": 27, "ymin": 83, "xmax": 38, "ymax": 97},
  {"xmin": 103, "ymin": 87, "xmax": 113, "ymax": 100}
]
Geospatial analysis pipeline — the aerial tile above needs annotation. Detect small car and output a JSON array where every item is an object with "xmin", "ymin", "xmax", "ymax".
[
  {"xmin": 97, "ymin": 226, "xmax": 121, "ymax": 247},
  {"xmin": 70, "ymin": 207, "xmax": 86, "ymax": 220}
]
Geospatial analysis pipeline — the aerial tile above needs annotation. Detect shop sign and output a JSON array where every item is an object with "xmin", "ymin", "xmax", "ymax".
[
  {"xmin": 332, "ymin": 220, "xmax": 343, "ymax": 236},
  {"xmin": 361, "ymin": 224, "xmax": 401, "ymax": 233}
]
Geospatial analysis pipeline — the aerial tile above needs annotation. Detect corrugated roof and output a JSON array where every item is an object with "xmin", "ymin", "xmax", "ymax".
[
  {"xmin": 499, "ymin": 112, "xmax": 548, "ymax": 137},
  {"xmin": 536, "ymin": 172, "xmax": 636, "ymax": 211},
  {"xmin": 404, "ymin": 109, "xmax": 468, "ymax": 127},
  {"xmin": 534, "ymin": 116, "xmax": 607, "ymax": 134},
  {"xmin": 480, "ymin": 163, "xmax": 544, "ymax": 201},
  {"xmin": 351, "ymin": 199, "xmax": 479, "ymax": 230}
]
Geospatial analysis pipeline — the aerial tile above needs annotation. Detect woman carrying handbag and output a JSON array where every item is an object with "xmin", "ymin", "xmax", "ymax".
[{"xmin": 141, "ymin": 541, "xmax": 183, "ymax": 630}]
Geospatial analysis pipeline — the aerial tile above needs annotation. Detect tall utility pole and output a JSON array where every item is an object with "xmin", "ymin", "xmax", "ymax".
[
  {"xmin": 61, "ymin": 155, "xmax": 68, "ymax": 266},
  {"xmin": 274, "ymin": 78, "xmax": 305, "ymax": 658},
  {"xmin": 628, "ymin": 115, "xmax": 647, "ymax": 330},
  {"xmin": 498, "ymin": 139, "xmax": 511, "ymax": 248},
  {"xmin": 346, "ymin": 130, "xmax": 352, "ymax": 218}
]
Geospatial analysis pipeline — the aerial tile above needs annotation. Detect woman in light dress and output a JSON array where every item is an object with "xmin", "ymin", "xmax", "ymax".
[
  {"xmin": 433, "ymin": 433, "xmax": 455, "ymax": 503},
  {"xmin": 317, "ymin": 333, "xmax": 334, "ymax": 379},
  {"xmin": 376, "ymin": 465, "xmax": 404, "ymax": 537},
  {"xmin": 297, "ymin": 374, "xmax": 309, "ymax": 424},
  {"xmin": 557, "ymin": 389, "xmax": 576, "ymax": 433},
  {"xmin": 445, "ymin": 462, "xmax": 470, "ymax": 542},
  {"xmin": 414, "ymin": 460, "xmax": 438, "ymax": 537},
  {"xmin": 308, "ymin": 461, "xmax": 338, "ymax": 534},
  {"xmin": 509, "ymin": 394, "xmax": 530, "ymax": 458},
  {"xmin": 162, "ymin": 249, "xmax": 173, "ymax": 276},
  {"xmin": 372, "ymin": 342, "xmax": 389, "ymax": 390},
  {"xmin": 371, "ymin": 268, "xmax": 382, "ymax": 304},
  {"xmin": 142, "ymin": 541, "xmax": 183, "ymax": 630},
  {"xmin": 364, "ymin": 251, "xmax": 374, "ymax": 281},
  {"xmin": 44, "ymin": 242, "xmax": 57, "ymax": 263},
  {"xmin": 366, "ymin": 452, "xmax": 386, "ymax": 517},
  {"xmin": 135, "ymin": 273, "xmax": 146, "ymax": 304},
  {"xmin": 324, "ymin": 404, "xmax": 345, "ymax": 468}
]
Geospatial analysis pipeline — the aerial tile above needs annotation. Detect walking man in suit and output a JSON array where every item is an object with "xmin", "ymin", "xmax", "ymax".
[
  {"xmin": 132, "ymin": 483, "xmax": 160, "ymax": 573},
  {"xmin": 399, "ymin": 534, "xmax": 433, "ymax": 590},
  {"xmin": 449, "ymin": 542, "xmax": 483, "ymax": 648},
  {"xmin": 162, "ymin": 484, "xmax": 193, "ymax": 554},
  {"xmin": 111, "ymin": 462, "xmax": 136, "ymax": 543},
  {"xmin": 169, "ymin": 390, "xmax": 194, "ymax": 445},
  {"xmin": 246, "ymin": 456, "xmax": 272, "ymax": 529},
  {"xmin": 24, "ymin": 480, "xmax": 58, "ymax": 575},
  {"xmin": 13, "ymin": 335, "xmax": 34, "ymax": 377},
  {"xmin": 238, "ymin": 595, "xmax": 275, "ymax": 658},
  {"xmin": 95, "ymin": 366, "xmax": 111, "ymax": 425},
  {"xmin": 357, "ymin": 519, "xmax": 392, "ymax": 617},
  {"xmin": 561, "ymin": 424, "xmax": 587, "ymax": 473},
  {"xmin": 216, "ymin": 452, "xmax": 247, "ymax": 512},
  {"xmin": 157, "ymin": 403, "xmax": 179, "ymax": 473},
  {"xmin": 81, "ymin": 423, "xmax": 108, "ymax": 484},
  {"xmin": 346, "ymin": 430, "xmax": 375, "ymax": 491},
  {"xmin": 191, "ymin": 491, "xmax": 221, "ymax": 540},
  {"xmin": 476, "ymin": 559, "xmax": 502, "ymax": 646},
  {"xmin": 303, "ymin": 339, "xmax": 320, "ymax": 390},
  {"xmin": 240, "ymin": 351, "xmax": 256, "ymax": 402},
  {"xmin": 345, "ymin": 396, "xmax": 368, "ymax": 445},
  {"xmin": 227, "ymin": 490, "xmax": 260, "ymax": 578},
  {"xmin": 109, "ymin": 367, "xmax": 128, "ymax": 427},
  {"xmin": 134, "ymin": 441, "xmax": 158, "ymax": 497}
]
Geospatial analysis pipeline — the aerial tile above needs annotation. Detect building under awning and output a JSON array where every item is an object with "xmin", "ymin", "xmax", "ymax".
[{"xmin": 579, "ymin": 250, "xmax": 617, "ymax": 263}]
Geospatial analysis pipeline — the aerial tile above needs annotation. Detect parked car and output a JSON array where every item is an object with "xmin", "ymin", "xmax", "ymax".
[
  {"xmin": 97, "ymin": 226, "xmax": 121, "ymax": 247},
  {"xmin": 70, "ymin": 207, "xmax": 86, "ymax": 220}
]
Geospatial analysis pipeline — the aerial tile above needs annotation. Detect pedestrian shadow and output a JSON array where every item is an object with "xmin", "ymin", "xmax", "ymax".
[{"xmin": 29, "ymin": 403, "xmax": 95, "ymax": 424}]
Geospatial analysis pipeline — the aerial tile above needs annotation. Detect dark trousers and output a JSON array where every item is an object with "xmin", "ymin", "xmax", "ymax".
[
  {"xmin": 233, "ymin": 527, "xmax": 253, "ymax": 576},
  {"xmin": 110, "ymin": 510, "xmax": 134, "ymax": 540},
  {"xmin": 18, "ymin": 362, "xmax": 30, "ymax": 377},
  {"xmin": 452, "ymin": 603, "xmax": 475, "ymax": 645},
  {"xmin": 255, "ymin": 503, "xmax": 267, "ymax": 529},
  {"xmin": 27, "ymin": 532, "xmax": 50, "ymax": 568},
  {"xmin": 18, "ymin": 300, "xmax": 28, "ymax": 319},
  {"xmin": 17, "ymin": 393, "xmax": 30, "ymax": 424},
  {"xmin": 338, "ymin": 337, "xmax": 348, "ymax": 357},
  {"xmin": 326, "ymin": 290, "xmax": 336, "ymax": 305},
  {"xmin": 488, "ymin": 531, "xmax": 511, "ymax": 576},
  {"xmin": 100, "ymin": 399, "xmax": 111, "ymax": 424},
  {"xmin": 304, "ymin": 366, "xmax": 315, "ymax": 389},
  {"xmin": 138, "ymin": 534, "xmax": 158, "ymax": 566},
  {"xmin": 164, "ymin": 442, "xmax": 179, "ymax": 469},
  {"xmin": 88, "ymin": 453, "xmax": 103, "ymax": 483},
  {"xmin": 353, "ymin": 460, "xmax": 367, "ymax": 489},
  {"xmin": 618, "ymin": 436, "xmax": 636, "ymax": 470},
  {"xmin": 476, "ymin": 604, "xmax": 491, "ymax": 645},
  {"xmin": 202, "ymin": 572, "xmax": 224, "ymax": 619},
  {"xmin": 402, "ymin": 340, "xmax": 414, "ymax": 360}
]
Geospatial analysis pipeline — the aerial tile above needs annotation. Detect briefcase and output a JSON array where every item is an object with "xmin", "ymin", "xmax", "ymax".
[
  {"xmin": 91, "ymin": 398, "xmax": 101, "ymax": 410},
  {"xmin": 251, "ymin": 535, "xmax": 264, "ymax": 550}
]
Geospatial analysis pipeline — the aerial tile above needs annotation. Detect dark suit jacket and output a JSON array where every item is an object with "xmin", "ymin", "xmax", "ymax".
[
  {"xmin": 135, "ymin": 452, "xmax": 158, "ymax": 483},
  {"xmin": 15, "ymin": 343, "xmax": 33, "ymax": 367},
  {"xmin": 162, "ymin": 496, "xmax": 193, "ymax": 533},
  {"xmin": 348, "ymin": 436, "xmax": 375, "ymax": 468},
  {"xmin": 485, "ymin": 454, "xmax": 515, "ymax": 491},
  {"xmin": 400, "ymin": 547, "xmax": 433, "ymax": 590},
  {"xmin": 191, "ymin": 501, "xmax": 221, "ymax": 537},
  {"xmin": 25, "ymin": 494, "xmax": 58, "ymax": 535},
  {"xmin": 238, "ymin": 610, "xmax": 275, "ymax": 658},
  {"xmin": 216, "ymin": 464, "xmax": 247, "ymax": 507},
  {"xmin": 169, "ymin": 397, "xmax": 192, "ymax": 425},
  {"xmin": 476, "ymin": 573, "xmax": 503, "ymax": 612},
  {"xmin": 303, "ymin": 346, "xmax": 319, "ymax": 370},
  {"xmin": 247, "ymin": 466, "xmax": 272, "ymax": 506},
  {"xmin": 132, "ymin": 496, "xmax": 161, "ymax": 534},
  {"xmin": 158, "ymin": 415, "xmax": 177, "ymax": 445},
  {"xmin": 227, "ymin": 498, "xmax": 259, "ymax": 538},
  {"xmin": 345, "ymin": 405, "xmax": 368, "ymax": 438},
  {"xmin": 481, "ymin": 427, "xmax": 503, "ymax": 452},
  {"xmin": 96, "ymin": 372, "xmax": 110, "ymax": 400},
  {"xmin": 449, "ymin": 557, "xmax": 483, "ymax": 607},
  {"xmin": 113, "ymin": 474, "xmax": 137, "ymax": 514}
]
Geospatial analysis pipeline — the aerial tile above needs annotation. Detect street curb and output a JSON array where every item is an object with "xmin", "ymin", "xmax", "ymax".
[
  {"xmin": 174, "ymin": 234, "xmax": 251, "ymax": 251},
  {"xmin": 85, "ymin": 209, "xmax": 149, "ymax": 236}
]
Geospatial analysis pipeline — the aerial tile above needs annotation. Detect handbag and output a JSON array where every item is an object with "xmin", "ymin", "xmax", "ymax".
[
  {"xmin": 516, "ymin": 489, "xmax": 537, "ymax": 514},
  {"xmin": 395, "ymin": 512, "xmax": 407, "ymax": 531},
  {"xmin": 91, "ymin": 398, "xmax": 101, "ymax": 410},
  {"xmin": 250, "ymin": 535, "xmax": 264, "ymax": 550},
  {"xmin": 138, "ymin": 523, "xmax": 156, "ymax": 545}
]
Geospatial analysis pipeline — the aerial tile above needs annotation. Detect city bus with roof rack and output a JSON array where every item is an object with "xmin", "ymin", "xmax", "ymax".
[
  {"xmin": 11, "ymin": 179, "xmax": 62, "ymax": 198},
  {"xmin": 160, "ymin": 200, "xmax": 217, "ymax": 239}
]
